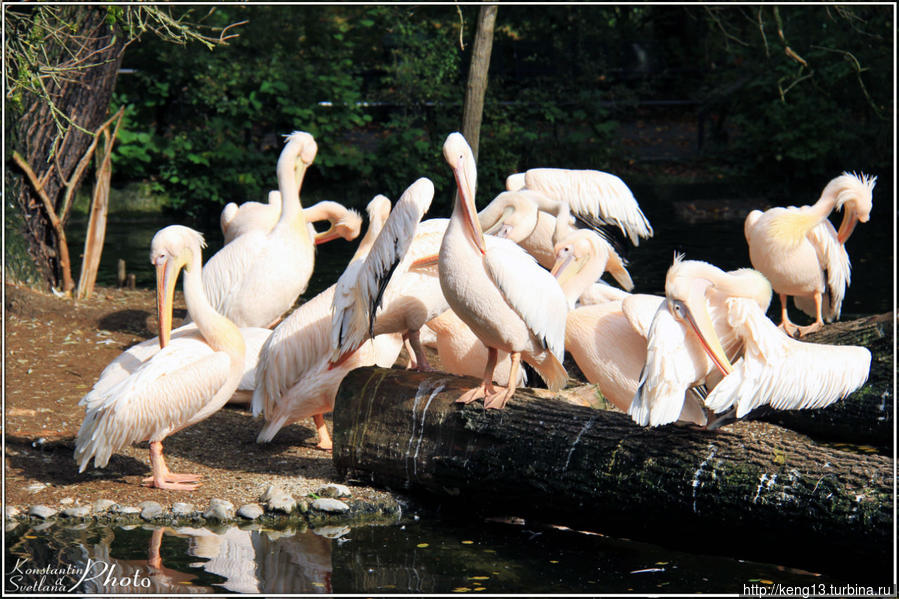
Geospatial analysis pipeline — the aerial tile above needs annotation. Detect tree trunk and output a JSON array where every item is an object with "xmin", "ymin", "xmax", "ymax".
[
  {"xmin": 460, "ymin": 5, "xmax": 498, "ymax": 161},
  {"xmin": 754, "ymin": 312, "xmax": 894, "ymax": 448},
  {"xmin": 11, "ymin": 6, "xmax": 125, "ymax": 292},
  {"xmin": 333, "ymin": 366, "xmax": 892, "ymax": 578}
]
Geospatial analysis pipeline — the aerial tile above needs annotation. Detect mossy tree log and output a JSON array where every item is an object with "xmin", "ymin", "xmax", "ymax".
[{"xmin": 333, "ymin": 367, "xmax": 892, "ymax": 579}]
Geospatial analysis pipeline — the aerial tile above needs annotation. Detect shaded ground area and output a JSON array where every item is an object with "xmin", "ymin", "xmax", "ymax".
[{"xmin": 3, "ymin": 282, "xmax": 400, "ymax": 512}]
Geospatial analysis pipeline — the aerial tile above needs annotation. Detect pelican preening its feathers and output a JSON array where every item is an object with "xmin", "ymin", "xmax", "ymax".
[
  {"xmin": 630, "ymin": 257, "xmax": 871, "ymax": 428},
  {"xmin": 745, "ymin": 171, "xmax": 876, "ymax": 338}
]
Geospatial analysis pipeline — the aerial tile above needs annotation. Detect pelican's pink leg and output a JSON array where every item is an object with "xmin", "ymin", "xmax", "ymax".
[
  {"xmin": 484, "ymin": 352, "xmax": 520, "ymax": 410},
  {"xmin": 778, "ymin": 293, "xmax": 800, "ymax": 338},
  {"xmin": 313, "ymin": 413, "xmax": 333, "ymax": 451},
  {"xmin": 142, "ymin": 441, "xmax": 201, "ymax": 490},
  {"xmin": 797, "ymin": 292, "xmax": 825, "ymax": 337},
  {"xmin": 407, "ymin": 329, "xmax": 435, "ymax": 372},
  {"xmin": 458, "ymin": 347, "xmax": 498, "ymax": 405}
]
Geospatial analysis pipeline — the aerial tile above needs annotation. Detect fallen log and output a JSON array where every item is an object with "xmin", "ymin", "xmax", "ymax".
[
  {"xmin": 333, "ymin": 367, "xmax": 892, "ymax": 580},
  {"xmin": 753, "ymin": 312, "xmax": 893, "ymax": 449}
]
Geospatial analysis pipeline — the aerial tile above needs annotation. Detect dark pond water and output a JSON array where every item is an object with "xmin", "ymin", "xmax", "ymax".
[
  {"xmin": 67, "ymin": 180, "xmax": 893, "ymax": 316},
  {"xmin": 6, "ymin": 512, "xmax": 872, "ymax": 595}
]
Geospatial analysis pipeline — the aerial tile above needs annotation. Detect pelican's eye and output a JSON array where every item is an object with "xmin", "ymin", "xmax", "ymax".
[{"xmin": 671, "ymin": 300, "xmax": 686, "ymax": 319}]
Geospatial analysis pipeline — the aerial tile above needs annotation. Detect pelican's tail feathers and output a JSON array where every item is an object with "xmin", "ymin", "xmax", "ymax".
[{"xmin": 524, "ymin": 350, "xmax": 568, "ymax": 392}]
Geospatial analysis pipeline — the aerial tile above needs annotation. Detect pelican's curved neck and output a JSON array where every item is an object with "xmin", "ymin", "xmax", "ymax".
[
  {"xmin": 275, "ymin": 143, "xmax": 308, "ymax": 232},
  {"xmin": 183, "ymin": 252, "xmax": 242, "ymax": 357},
  {"xmin": 808, "ymin": 182, "xmax": 842, "ymax": 220},
  {"xmin": 553, "ymin": 201, "xmax": 573, "ymax": 244},
  {"xmin": 304, "ymin": 201, "xmax": 340, "ymax": 224}
]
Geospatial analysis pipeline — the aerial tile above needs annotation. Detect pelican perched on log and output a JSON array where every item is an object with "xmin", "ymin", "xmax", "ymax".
[
  {"xmin": 630, "ymin": 257, "xmax": 871, "ymax": 427},
  {"xmin": 75, "ymin": 226, "xmax": 247, "ymax": 489},
  {"xmin": 521, "ymin": 167, "xmax": 653, "ymax": 246},
  {"xmin": 440, "ymin": 132, "xmax": 568, "ymax": 409},
  {"xmin": 252, "ymin": 196, "xmax": 404, "ymax": 449},
  {"xmin": 330, "ymin": 178, "xmax": 448, "ymax": 371},
  {"xmin": 199, "ymin": 131, "xmax": 319, "ymax": 328},
  {"xmin": 745, "ymin": 172, "xmax": 876, "ymax": 337},
  {"xmin": 552, "ymin": 235, "xmax": 706, "ymax": 423}
]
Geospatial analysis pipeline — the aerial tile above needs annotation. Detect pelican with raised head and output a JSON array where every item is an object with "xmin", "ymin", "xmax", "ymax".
[
  {"xmin": 440, "ymin": 132, "xmax": 568, "ymax": 409},
  {"xmin": 199, "ymin": 131, "xmax": 319, "ymax": 328},
  {"xmin": 744, "ymin": 172, "xmax": 876, "ymax": 337},
  {"xmin": 75, "ymin": 225, "xmax": 246, "ymax": 489},
  {"xmin": 630, "ymin": 257, "xmax": 871, "ymax": 427}
]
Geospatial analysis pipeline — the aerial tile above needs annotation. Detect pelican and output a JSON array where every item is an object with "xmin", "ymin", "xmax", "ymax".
[
  {"xmin": 75, "ymin": 225, "xmax": 246, "ymax": 489},
  {"xmin": 505, "ymin": 172, "xmax": 526, "ymax": 191},
  {"xmin": 330, "ymin": 178, "xmax": 448, "ymax": 371},
  {"xmin": 521, "ymin": 167, "xmax": 653, "ymax": 246},
  {"xmin": 440, "ymin": 132, "xmax": 568, "ymax": 409},
  {"xmin": 551, "ymin": 234, "xmax": 706, "ymax": 423},
  {"xmin": 630, "ymin": 257, "xmax": 871, "ymax": 427},
  {"xmin": 478, "ymin": 189, "xmax": 560, "ymax": 269},
  {"xmin": 745, "ymin": 172, "xmax": 876, "ymax": 337},
  {"xmin": 199, "ymin": 131, "xmax": 319, "ymax": 328},
  {"xmin": 551, "ymin": 211, "xmax": 634, "ymax": 295},
  {"xmin": 221, "ymin": 192, "xmax": 362, "ymax": 247},
  {"xmin": 252, "ymin": 196, "xmax": 404, "ymax": 449}
]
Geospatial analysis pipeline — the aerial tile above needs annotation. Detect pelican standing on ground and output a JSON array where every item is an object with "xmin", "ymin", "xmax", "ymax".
[
  {"xmin": 440, "ymin": 132, "xmax": 568, "ymax": 409},
  {"xmin": 252, "ymin": 196, "xmax": 404, "ymax": 448},
  {"xmin": 199, "ymin": 131, "xmax": 319, "ymax": 328},
  {"xmin": 330, "ymin": 178, "xmax": 448, "ymax": 371},
  {"xmin": 630, "ymin": 257, "xmax": 871, "ymax": 427},
  {"xmin": 75, "ymin": 226, "xmax": 246, "ymax": 489},
  {"xmin": 744, "ymin": 172, "xmax": 876, "ymax": 337}
]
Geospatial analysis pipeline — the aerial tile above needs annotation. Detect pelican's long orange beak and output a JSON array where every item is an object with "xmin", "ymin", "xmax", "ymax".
[
  {"xmin": 550, "ymin": 252, "xmax": 575, "ymax": 282},
  {"xmin": 313, "ymin": 226, "xmax": 340, "ymax": 245},
  {"xmin": 155, "ymin": 258, "xmax": 178, "ymax": 349},
  {"xmin": 672, "ymin": 290, "xmax": 734, "ymax": 377},
  {"xmin": 481, "ymin": 205, "xmax": 515, "ymax": 237},
  {"xmin": 837, "ymin": 205, "xmax": 859, "ymax": 244}
]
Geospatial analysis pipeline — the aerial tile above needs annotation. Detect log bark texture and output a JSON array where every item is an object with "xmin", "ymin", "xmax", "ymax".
[
  {"xmin": 333, "ymin": 367, "xmax": 892, "ymax": 578},
  {"xmin": 754, "ymin": 312, "xmax": 893, "ymax": 449}
]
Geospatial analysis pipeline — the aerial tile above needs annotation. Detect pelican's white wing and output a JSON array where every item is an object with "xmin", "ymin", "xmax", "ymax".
[
  {"xmin": 630, "ymin": 305, "xmax": 710, "ymax": 427},
  {"xmin": 524, "ymin": 168, "xmax": 653, "ymax": 245},
  {"xmin": 795, "ymin": 219, "xmax": 850, "ymax": 322},
  {"xmin": 237, "ymin": 327, "xmax": 273, "ymax": 391},
  {"xmin": 483, "ymin": 236, "xmax": 568, "ymax": 362},
  {"xmin": 621, "ymin": 294, "xmax": 665, "ymax": 339},
  {"xmin": 330, "ymin": 179, "xmax": 434, "ymax": 360},
  {"xmin": 704, "ymin": 297, "xmax": 871, "ymax": 417},
  {"xmin": 253, "ymin": 286, "xmax": 334, "ymax": 420},
  {"xmin": 75, "ymin": 338, "xmax": 232, "ymax": 470}
]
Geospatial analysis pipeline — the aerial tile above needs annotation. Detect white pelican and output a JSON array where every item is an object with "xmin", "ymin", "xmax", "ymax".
[
  {"xmin": 75, "ymin": 225, "xmax": 246, "ymax": 489},
  {"xmin": 478, "ymin": 189, "xmax": 560, "ymax": 269},
  {"xmin": 522, "ymin": 167, "xmax": 653, "ymax": 246},
  {"xmin": 745, "ymin": 172, "xmax": 876, "ymax": 337},
  {"xmin": 221, "ymin": 192, "xmax": 362, "ymax": 247},
  {"xmin": 199, "ymin": 131, "xmax": 319, "ymax": 328},
  {"xmin": 330, "ymin": 178, "xmax": 448, "ymax": 371},
  {"xmin": 252, "ymin": 196, "xmax": 404, "ymax": 449},
  {"xmin": 551, "ymin": 234, "xmax": 706, "ymax": 423},
  {"xmin": 440, "ymin": 132, "xmax": 568, "ymax": 409},
  {"xmin": 551, "ymin": 209, "xmax": 634, "ymax": 295},
  {"xmin": 630, "ymin": 257, "xmax": 871, "ymax": 427}
]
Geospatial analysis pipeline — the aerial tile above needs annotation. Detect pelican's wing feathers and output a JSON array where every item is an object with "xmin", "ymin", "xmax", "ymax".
[
  {"xmin": 794, "ymin": 219, "xmax": 850, "ymax": 322},
  {"xmin": 254, "ymin": 286, "xmax": 334, "ymax": 419},
  {"xmin": 704, "ymin": 297, "xmax": 871, "ymax": 417},
  {"xmin": 524, "ymin": 168, "xmax": 653, "ymax": 245},
  {"xmin": 75, "ymin": 338, "xmax": 232, "ymax": 470},
  {"xmin": 483, "ymin": 236, "xmax": 568, "ymax": 362}
]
